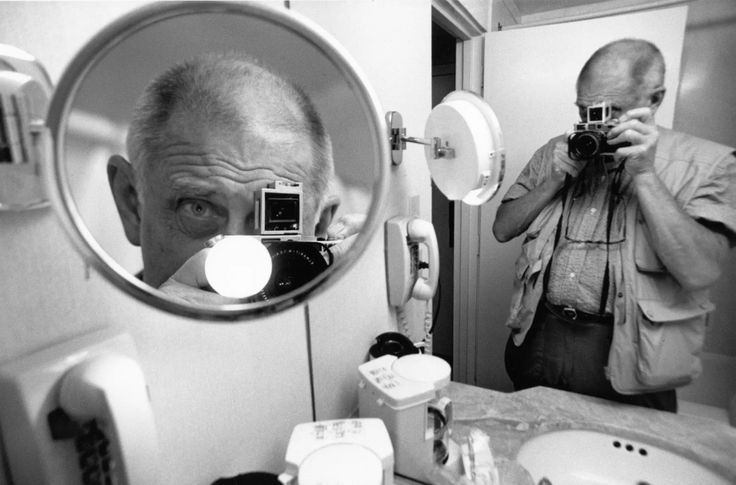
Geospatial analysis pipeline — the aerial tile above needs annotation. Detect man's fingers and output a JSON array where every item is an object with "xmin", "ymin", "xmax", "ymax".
[
  {"xmin": 609, "ymin": 119, "xmax": 652, "ymax": 137},
  {"xmin": 608, "ymin": 118, "xmax": 658, "ymax": 152},
  {"xmin": 608, "ymin": 127, "xmax": 640, "ymax": 146},
  {"xmin": 552, "ymin": 142, "xmax": 585, "ymax": 177},
  {"xmin": 327, "ymin": 213, "xmax": 367, "ymax": 239},
  {"xmin": 159, "ymin": 279, "xmax": 240, "ymax": 305},
  {"xmin": 617, "ymin": 107, "xmax": 654, "ymax": 124},
  {"xmin": 169, "ymin": 249, "xmax": 211, "ymax": 288}
]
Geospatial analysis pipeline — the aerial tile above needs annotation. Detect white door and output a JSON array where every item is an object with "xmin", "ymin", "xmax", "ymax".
[{"xmin": 457, "ymin": 5, "xmax": 688, "ymax": 389}]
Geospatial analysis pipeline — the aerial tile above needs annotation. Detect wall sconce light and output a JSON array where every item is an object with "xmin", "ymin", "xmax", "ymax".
[
  {"xmin": 387, "ymin": 90, "xmax": 505, "ymax": 206},
  {"xmin": 0, "ymin": 44, "xmax": 53, "ymax": 211}
]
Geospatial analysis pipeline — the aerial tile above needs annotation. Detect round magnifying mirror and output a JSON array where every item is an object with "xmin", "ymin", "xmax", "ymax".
[{"xmin": 45, "ymin": 1, "xmax": 388, "ymax": 320}]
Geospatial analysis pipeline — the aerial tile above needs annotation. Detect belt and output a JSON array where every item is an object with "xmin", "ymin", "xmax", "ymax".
[{"xmin": 544, "ymin": 300, "xmax": 614, "ymax": 325}]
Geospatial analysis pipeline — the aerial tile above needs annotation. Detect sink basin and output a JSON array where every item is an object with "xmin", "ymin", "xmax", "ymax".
[{"xmin": 516, "ymin": 429, "xmax": 730, "ymax": 485}]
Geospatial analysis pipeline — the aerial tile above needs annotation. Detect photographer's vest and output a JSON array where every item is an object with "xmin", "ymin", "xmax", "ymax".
[{"xmin": 506, "ymin": 128, "xmax": 735, "ymax": 394}]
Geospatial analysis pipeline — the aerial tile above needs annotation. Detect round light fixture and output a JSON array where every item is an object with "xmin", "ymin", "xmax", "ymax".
[{"xmin": 205, "ymin": 236, "xmax": 272, "ymax": 299}]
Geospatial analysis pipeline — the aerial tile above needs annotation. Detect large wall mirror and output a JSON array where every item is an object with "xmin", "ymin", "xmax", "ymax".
[{"xmin": 45, "ymin": 2, "xmax": 388, "ymax": 320}]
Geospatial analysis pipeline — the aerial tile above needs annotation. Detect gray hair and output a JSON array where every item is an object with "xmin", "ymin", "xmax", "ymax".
[
  {"xmin": 126, "ymin": 52, "xmax": 333, "ymax": 209},
  {"xmin": 577, "ymin": 38, "xmax": 665, "ymax": 94}
]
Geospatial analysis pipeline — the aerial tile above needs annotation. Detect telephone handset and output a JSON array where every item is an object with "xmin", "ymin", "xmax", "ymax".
[
  {"xmin": 385, "ymin": 216, "xmax": 440, "ymax": 307},
  {"xmin": 406, "ymin": 218, "xmax": 440, "ymax": 301},
  {"xmin": 0, "ymin": 329, "xmax": 160, "ymax": 484},
  {"xmin": 369, "ymin": 332, "xmax": 420, "ymax": 358},
  {"xmin": 58, "ymin": 353, "xmax": 160, "ymax": 485}
]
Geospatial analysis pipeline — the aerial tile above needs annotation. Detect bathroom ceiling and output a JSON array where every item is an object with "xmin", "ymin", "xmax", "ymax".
[
  {"xmin": 508, "ymin": 0, "xmax": 616, "ymax": 17},
  {"xmin": 503, "ymin": 0, "xmax": 663, "ymax": 20}
]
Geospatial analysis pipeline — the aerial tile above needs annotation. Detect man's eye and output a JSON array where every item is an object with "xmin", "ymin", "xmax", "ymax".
[
  {"xmin": 176, "ymin": 199, "xmax": 223, "ymax": 238},
  {"xmin": 182, "ymin": 199, "xmax": 213, "ymax": 217}
]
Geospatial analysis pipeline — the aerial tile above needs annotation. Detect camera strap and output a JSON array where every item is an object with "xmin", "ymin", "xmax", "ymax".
[
  {"xmin": 598, "ymin": 162, "xmax": 626, "ymax": 315},
  {"xmin": 541, "ymin": 176, "xmax": 568, "ymax": 294}
]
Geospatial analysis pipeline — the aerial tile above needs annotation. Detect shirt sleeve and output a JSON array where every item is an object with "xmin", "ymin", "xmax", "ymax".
[
  {"xmin": 684, "ymin": 151, "xmax": 736, "ymax": 244},
  {"xmin": 501, "ymin": 137, "xmax": 561, "ymax": 203}
]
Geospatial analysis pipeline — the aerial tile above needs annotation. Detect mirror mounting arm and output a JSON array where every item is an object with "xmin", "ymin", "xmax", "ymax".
[
  {"xmin": 403, "ymin": 136, "xmax": 455, "ymax": 160},
  {"xmin": 386, "ymin": 110, "xmax": 454, "ymax": 166}
]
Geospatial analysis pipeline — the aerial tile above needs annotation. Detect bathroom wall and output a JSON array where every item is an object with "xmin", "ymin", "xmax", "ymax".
[
  {"xmin": 0, "ymin": 1, "xmax": 433, "ymax": 483},
  {"xmin": 292, "ymin": 0, "xmax": 434, "ymax": 420},
  {"xmin": 301, "ymin": 0, "xmax": 487, "ymax": 420}
]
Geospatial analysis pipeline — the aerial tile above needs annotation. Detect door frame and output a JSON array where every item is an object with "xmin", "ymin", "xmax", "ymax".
[{"xmin": 431, "ymin": 0, "xmax": 485, "ymax": 384}]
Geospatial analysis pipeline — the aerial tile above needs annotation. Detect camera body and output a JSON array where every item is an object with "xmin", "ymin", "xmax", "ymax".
[
  {"xmin": 567, "ymin": 102, "xmax": 624, "ymax": 161},
  {"xmin": 252, "ymin": 181, "xmax": 338, "ymax": 299}
]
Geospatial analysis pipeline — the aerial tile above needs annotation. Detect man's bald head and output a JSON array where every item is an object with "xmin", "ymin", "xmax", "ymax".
[
  {"xmin": 126, "ymin": 52, "xmax": 333, "ymax": 204},
  {"xmin": 577, "ymin": 38, "xmax": 665, "ymax": 97}
]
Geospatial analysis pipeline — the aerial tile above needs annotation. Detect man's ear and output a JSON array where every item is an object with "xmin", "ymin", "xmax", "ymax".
[
  {"xmin": 649, "ymin": 86, "xmax": 666, "ymax": 113},
  {"xmin": 107, "ymin": 155, "xmax": 142, "ymax": 246},
  {"xmin": 315, "ymin": 194, "xmax": 340, "ymax": 238}
]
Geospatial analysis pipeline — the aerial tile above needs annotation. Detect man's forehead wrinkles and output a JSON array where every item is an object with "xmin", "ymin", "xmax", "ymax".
[
  {"xmin": 246, "ymin": 162, "xmax": 310, "ymax": 181},
  {"xmin": 577, "ymin": 88, "xmax": 630, "ymax": 101},
  {"xmin": 167, "ymin": 164, "xmax": 301, "ymax": 192},
  {"xmin": 157, "ymin": 147, "xmax": 293, "ymax": 174},
  {"xmin": 165, "ymin": 163, "xmax": 280, "ymax": 186},
  {"xmin": 151, "ymin": 133, "xmax": 315, "ymax": 197}
]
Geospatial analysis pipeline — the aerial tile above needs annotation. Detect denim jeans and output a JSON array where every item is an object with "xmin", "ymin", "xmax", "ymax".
[{"xmin": 504, "ymin": 297, "xmax": 677, "ymax": 413}]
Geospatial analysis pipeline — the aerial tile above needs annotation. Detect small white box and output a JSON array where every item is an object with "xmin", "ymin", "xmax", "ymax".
[{"xmin": 280, "ymin": 418, "xmax": 394, "ymax": 485}]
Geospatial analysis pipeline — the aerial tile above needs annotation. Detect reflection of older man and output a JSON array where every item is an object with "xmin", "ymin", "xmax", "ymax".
[
  {"xmin": 107, "ymin": 52, "xmax": 343, "ymax": 303},
  {"xmin": 494, "ymin": 39, "xmax": 736, "ymax": 412}
]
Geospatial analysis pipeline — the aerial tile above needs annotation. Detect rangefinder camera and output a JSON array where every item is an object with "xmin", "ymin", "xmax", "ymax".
[
  {"xmin": 254, "ymin": 180, "xmax": 340, "ymax": 248},
  {"xmin": 255, "ymin": 180, "xmax": 303, "ymax": 236},
  {"xmin": 252, "ymin": 181, "xmax": 338, "ymax": 299},
  {"xmin": 567, "ymin": 102, "xmax": 627, "ymax": 161}
]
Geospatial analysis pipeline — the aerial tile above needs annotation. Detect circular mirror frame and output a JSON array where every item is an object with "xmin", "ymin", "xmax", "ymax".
[{"xmin": 45, "ymin": 1, "xmax": 388, "ymax": 321}]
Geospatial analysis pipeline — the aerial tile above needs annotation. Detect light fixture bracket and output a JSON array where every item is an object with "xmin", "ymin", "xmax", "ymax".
[{"xmin": 387, "ymin": 111, "xmax": 455, "ymax": 166}]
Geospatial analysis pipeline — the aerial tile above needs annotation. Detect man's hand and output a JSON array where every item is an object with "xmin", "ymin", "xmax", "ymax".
[
  {"xmin": 608, "ymin": 107, "xmax": 659, "ymax": 176},
  {"xmin": 327, "ymin": 213, "xmax": 366, "ymax": 240},
  {"xmin": 613, "ymin": 106, "xmax": 729, "ymax": 290},
  {"xmin": 326, "ymin": 213, "xmax": 366, "ymax": 260},
  {"xmin": 551, "ymin": 141, "xmax": 587, "ymax": 183},
  {"xmin": 158, "ymin": 249, "xmax": 241, "ymax": 305}
]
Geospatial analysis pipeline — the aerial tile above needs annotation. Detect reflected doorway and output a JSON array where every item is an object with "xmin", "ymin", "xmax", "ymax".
[{"xmin": 430, "ymin": 21, "xmax": 457, "ymax": 368}]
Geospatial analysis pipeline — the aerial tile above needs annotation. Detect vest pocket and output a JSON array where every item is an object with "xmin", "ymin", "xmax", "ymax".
[
  {"xmin": 507, "ymin": 236, "xmax": 546, "ymax": 336},
  {"xmin": 635, "ymin": 298, "xmax": 712, "ymax": 389}
]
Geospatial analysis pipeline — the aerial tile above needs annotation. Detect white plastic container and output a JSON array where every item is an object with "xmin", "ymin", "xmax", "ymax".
[{"xmin": 358, "ymin": 354, "xmax": 452, "ymax": 483}]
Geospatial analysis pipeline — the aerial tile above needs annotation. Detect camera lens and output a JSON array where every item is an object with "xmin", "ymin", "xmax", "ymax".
[
  {"xmin": 257, "ymin": 242, "xmax": 329, "ymax": 299},
  {"xmin": 569, "ymin": 132, "xmax": 600, "ymax": 160}
]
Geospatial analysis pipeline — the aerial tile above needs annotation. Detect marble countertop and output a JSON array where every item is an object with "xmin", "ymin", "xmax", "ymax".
[{"xmin": 397, "ymin": 382, "xmax": 736, "ymax": 484}]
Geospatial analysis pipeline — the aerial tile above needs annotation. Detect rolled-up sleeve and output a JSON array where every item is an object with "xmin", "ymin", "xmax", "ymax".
[
  {"xmin": 501, "ymin": 137, "xmax": 561, "ymax": 203},
  {"xmin": 685, "ymin": 152, "xmax": 736, "ymax": 244}
]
